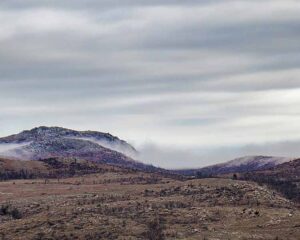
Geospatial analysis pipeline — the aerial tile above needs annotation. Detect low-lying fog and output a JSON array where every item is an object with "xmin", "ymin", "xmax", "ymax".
[
  {"xmin": 0, "ymin": 143, "xmax": 29, "ymax": 154},
  {"xmin": 134, "ymin": 140, "xmax": 300, "ymax": 169},
  {"xmin": 1, "ymin": 138, "xmax": 300, "ymax": 170}
]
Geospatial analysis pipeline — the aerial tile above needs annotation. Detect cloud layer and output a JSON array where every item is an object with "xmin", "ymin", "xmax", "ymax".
[{"xmin": 0, "ymin": 0, "xmax": 300, "ymax": 168}]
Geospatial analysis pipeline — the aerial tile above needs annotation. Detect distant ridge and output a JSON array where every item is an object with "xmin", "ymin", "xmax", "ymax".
[
  {"xmin": 176, "ymin": 155, "xmax": 294, "ymax": 176},
  {"xmin": 0, "ymin": 156, "xmax": 136, "ymax": 180}
]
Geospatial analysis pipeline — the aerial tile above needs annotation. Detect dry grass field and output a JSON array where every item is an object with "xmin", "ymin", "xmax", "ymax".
[{"xmin": 0, "ymin": 170, "xmax": 299, "ymax": 240}]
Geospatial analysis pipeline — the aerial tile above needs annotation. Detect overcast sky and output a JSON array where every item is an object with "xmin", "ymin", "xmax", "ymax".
[{"xmin": 1, "ymin": 0, "xmax": 300, "ymax": 168}]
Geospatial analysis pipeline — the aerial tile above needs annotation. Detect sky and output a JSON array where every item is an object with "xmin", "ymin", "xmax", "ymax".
[{"xmin": 1, "ymin": 0, "xmax": 300, "ymax": 168}]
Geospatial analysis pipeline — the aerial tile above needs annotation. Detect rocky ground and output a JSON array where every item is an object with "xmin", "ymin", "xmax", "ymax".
[{"xmin": 0, "ymin": 171, "xmax": 299, "ymax": 240}]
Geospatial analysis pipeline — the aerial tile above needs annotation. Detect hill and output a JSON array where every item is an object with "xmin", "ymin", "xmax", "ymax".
[
  {"xmin": 176, "ymin": 156, "xmax": 293, "ymax": 176},
  {"xmin": 0, "ymin": 157, "xmax": 135, "ymax": 180},
  {"xmin": 240, "ymin": 158, "xmax": 300, "ymax": 202},
  {"xmin": 0, "ymin": 127, "xmax": 158, "ymax": 171},
  {"xmin": 0, "ymin": 173, "xmax": 299, "ymax": 239},
  {"xmin": 0, "ymin": 126, "xmax": 137, "ymax": 156}
]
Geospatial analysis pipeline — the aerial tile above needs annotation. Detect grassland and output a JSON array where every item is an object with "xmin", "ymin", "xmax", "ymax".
[{"xmin": 0, "ymin": 170, "xmax": 299, "ymax": 240}]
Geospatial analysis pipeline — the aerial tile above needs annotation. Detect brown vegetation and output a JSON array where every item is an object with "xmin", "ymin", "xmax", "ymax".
[
  {"xmin": 240, "ymin": 159, "xmax": 300, "ymax": 203},
  {"xmin": 0, "ymin": 169, "xmax": 299, "ymax": 240}
]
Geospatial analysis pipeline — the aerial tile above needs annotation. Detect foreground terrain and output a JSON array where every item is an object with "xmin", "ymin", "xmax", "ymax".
[
  {"xmin": 0, "ymin": 170, "xmax": 299, "ymax": 240},
  {"xmin": 240, "ymin": 158, "xmax": 300, "ymax": 203}
]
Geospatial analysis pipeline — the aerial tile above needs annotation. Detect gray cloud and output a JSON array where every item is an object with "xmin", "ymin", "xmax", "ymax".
[
  {"xmin": 0, "ymin": 0, "xmax": 222, "ymax": 10},
  {"xmin": 0, "ymin": 0, "xmax": 300, "ymax": 168}
]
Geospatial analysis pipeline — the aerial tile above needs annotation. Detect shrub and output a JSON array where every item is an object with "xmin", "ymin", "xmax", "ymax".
[
  {"xmin": 145, "ymin": 215, "xmax": 165, "ymax": 240},
  {"xmin": 0, "ymin": 204, "xmax": 10, "ymax": 215},
  {"xmin": 11, "ymin": 207, "xmax": 22, "ymax": 219},
  {"xmin": 0, "ymin": 204, "xmax": 22, "ymax": 219}
]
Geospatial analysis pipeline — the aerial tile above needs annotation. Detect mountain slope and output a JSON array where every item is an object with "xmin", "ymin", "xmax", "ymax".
[
  {"xmin": 0, "ymin": 127, "xmax": 156, "ymax": 171},
  {"xmin": 0, "ymin": 126, "xmax": 136, "ymax": 155},
  {"xmin": 240, "ymin": 158, "xmax": 300, "ymax": 202},
  {"xmin": 0, "ymin": 156, "xmax": 134, "ymax": 180},
  {"xmin": 176, "ymin": 156, "xmax": 293, "ymax": 176}
]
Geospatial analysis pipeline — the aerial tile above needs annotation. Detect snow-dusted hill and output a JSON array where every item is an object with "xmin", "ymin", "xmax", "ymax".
[
  {"xmin": 176, "ymin": 156, "xmax": 294, "ymax": 176},
  {"xmin": 0, "ymin": 127, "xmax": 157, "ymax": 171},
  {"xmin": 0, "ymin": 126, "xmax": 136, "ymax": 154},
  {"xmin": 220, "ymin": 156, "xmax": 291, "ymax": 169}
]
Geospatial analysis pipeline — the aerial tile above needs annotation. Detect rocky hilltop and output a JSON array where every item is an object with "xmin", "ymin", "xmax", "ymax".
[{"xmin": 0, "ymin": 127, "xmax": 158, "ymax": 171}]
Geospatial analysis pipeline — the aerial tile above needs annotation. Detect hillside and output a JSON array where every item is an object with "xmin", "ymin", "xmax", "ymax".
[
  {"xmin": 0, "ymin": 126, "xmax": 136, "ymax": 155},
  {"xmin": 0, "ymin": 157, "xmax": 135, "ymax": 180},
  {"xmin": 0, "ymin": 173, "xmax": 299, "ymax": 239},
  {"xmin": 0, "ymin": 156, "xmax": 180, "ymax": 182},
  {"xmin": 240, "ymin": 158, "xmax": 300, "ymax": 202},
  {"xmin": 176, "ymin": 156, "xmax": 293, "ymax": 176},
  {"xmin": 0, "ymin": 127, "xmax": 158, "ymax": 171}
]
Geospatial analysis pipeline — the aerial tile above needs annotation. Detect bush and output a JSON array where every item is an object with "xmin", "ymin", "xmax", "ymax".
[
  {"xmin": 11, "ymin": 207, "xmax": 22, "ymax": 219},
  {"xmin": 0, "ymin": 204, "xmax": 22, "ymax": 219},
  {"xmin": 0, "ymin": 204, "xmax": 10, "ymax": 215},
  {"xmin": 145, "ymin": 215, "xmax": 165, "ymax": 240}
]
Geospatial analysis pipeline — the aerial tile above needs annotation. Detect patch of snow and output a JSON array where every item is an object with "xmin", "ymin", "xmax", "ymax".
[{"xmin": 225, "ymin": 156, "xmax": 292, "ymax": 168}]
